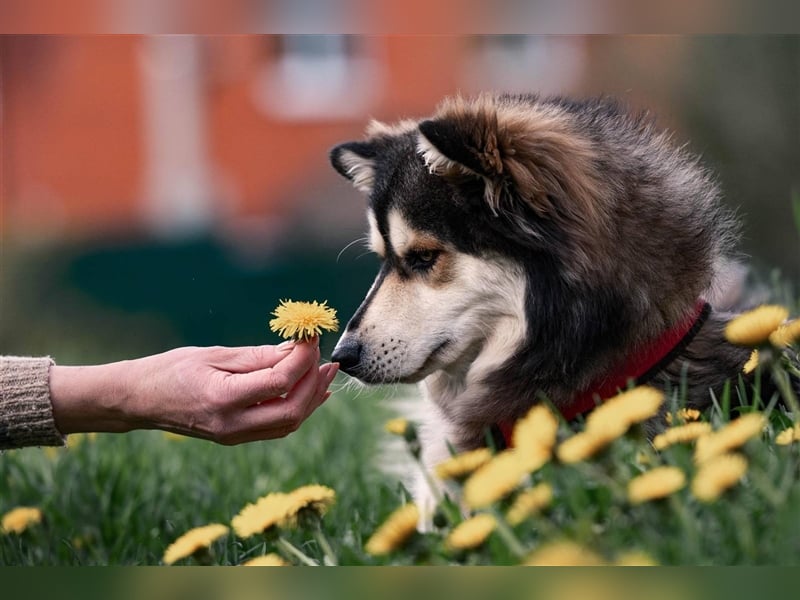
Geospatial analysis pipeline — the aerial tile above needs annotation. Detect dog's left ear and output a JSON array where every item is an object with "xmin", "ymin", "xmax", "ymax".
[
  {"xmin": 330, "ymin": 141, "xmax": 377, "ymax": 194},
  {"xmin": 417, "ymin": 94, "xmax": 606, "ymax": 222}
]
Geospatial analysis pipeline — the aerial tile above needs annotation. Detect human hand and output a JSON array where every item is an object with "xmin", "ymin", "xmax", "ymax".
[{"xmin": 49, "ymin": 340, "xmax": 339, "ymax": 445}]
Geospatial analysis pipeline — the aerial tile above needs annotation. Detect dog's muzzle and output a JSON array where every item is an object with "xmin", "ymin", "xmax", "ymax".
[{"xmin": 331, "ymin": 336, "xmax": 363, "ymax": 376}]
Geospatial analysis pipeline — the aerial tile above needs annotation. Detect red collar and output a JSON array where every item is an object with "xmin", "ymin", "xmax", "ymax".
[{"xmin": 496, "ymin": 300, "xmax": 711, "ymax": 448}]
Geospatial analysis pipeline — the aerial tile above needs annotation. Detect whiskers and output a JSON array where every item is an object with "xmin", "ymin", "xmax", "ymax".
[{"xmin": 336, "ymin": 235, "xmax": 372, "ymax": 263}]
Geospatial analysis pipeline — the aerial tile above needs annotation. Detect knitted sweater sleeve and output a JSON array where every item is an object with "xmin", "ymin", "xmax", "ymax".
[{"xmin": 1, "ymin": 356, "xmax": 66, "ymax": 450}]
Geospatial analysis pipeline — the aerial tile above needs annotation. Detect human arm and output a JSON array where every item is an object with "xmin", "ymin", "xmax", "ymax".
[{"xmin": 1, "ymin": 341, "xmax": 337, "ymax": 450}]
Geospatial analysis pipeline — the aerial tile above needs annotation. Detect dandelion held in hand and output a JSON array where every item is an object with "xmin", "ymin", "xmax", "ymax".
[
  {"xmin": 269, "ymin": 299, "xmax": 339, "ymax": 341},
  {"xmin": 162, "ymin": 523, "xmax": 229, "ymax": 565}
]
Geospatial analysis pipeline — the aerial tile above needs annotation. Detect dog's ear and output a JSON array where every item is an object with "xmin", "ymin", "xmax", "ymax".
[
  {"xmin": 417, "ymin": 94, "xmax": 607, "ymax": 223},
  {"xmin": 330, "ymin": 141, "xmax": 377, "ymax": 194}
]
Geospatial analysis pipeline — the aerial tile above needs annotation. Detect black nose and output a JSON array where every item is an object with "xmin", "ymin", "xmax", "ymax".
[{"xmin": 331, "ymin": 337, "xmax": 363, "ymax": 375}]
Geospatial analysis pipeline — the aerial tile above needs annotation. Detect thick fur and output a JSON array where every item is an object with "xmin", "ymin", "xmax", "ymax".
[{"xmin": 329, "ymin": 93, "xmax": 796, "ymax": 514}]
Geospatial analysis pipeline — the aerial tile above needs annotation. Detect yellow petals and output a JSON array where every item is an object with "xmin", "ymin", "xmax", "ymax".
[
  {"xmin": 627, "ymin": 466, "xmax": 686, "ymax": 504},
  {"xmin": 283, "ymin": 484, "xmax": 336, "ymax": 525},
  {"xmin": 691, "ymin": 453, "xmax": 748, "ymax": 502},
  {"xmin": 524, "ymin": 540, "xmax": 604, "ymax": 566},
  {"xmin": 586, "ymin": 386, "xmax": 664, "ymax": 434},
  {"xmin": 769, "ymin": 319, "xmax": 800, "ymax": 348},
  {"xmin": 269, "ymin": 299, "xmax": 339, "ymax": 341},
  {"xmin": 556, "ymin": 430, "xmax": 617, "ymax": 464},
  {"xmin": 162, "ymin": 523, "xmax": 229, "ymax": 565},
  {"xmin": 512, "ymin": 405, "xmax": 559, "ymax": 455},
  {"xmin": 365, "ymin": 504, "xmax": 419, "ymax": 556},
  {"xmin": 724, "ymin": 305, "xmax": 789, "ymax": 347},
  {"xmin": 1, "ymin": 507, "xmax": 43, "ymax": 535},
  {"xmin": 384, "ymin": 418, "xmax": 409, "ymax": 436},
  {"xmin": 506, "ymin": 483, "xmax": 553, "ymax": 526},
  {"xmin": 665, "ymin": 407, "xmax": 702, "ymax": 425},
  {"xmin": 775, "ymin": 424, "xmax": 800, "ymax": 446},
  {"xmin": 653, "ymin": 422, "xmax": 712, "ymax": 450},
  {"xmin": 512, "ymin": 405, "xmax": 558, "ymax": 472},
  {"xmin": 444, "ymin": 514, "xmax": 496, "ymax": 551},
  {"xmin": 463, "ymin": 450, "xmax": 528, "ymax": 509},
  {"xmin": 694, "ymin": 413, "xmax": 765, "ymax": 464},
  {"xmin": 241, "ymin": 553, "xmax": 290, "ymax": 566},
  {"xmin": 743, "ymin": 350, "xmax": 760, "ymax": 374},
  {"xmin": 435, "ymin": 448, "xmax": 493, "ymax": 480},
  {"xmin": 232, "ymin": 493, "xmax": 292, "ymax": 539}
]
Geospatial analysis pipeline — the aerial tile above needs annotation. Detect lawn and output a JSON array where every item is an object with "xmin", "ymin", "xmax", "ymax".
[{"xmin": 3, "ymin": 310, "xmax": 800, "ymax": 566}]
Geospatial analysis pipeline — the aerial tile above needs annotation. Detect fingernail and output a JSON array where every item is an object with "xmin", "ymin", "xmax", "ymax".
[
  {"xmin": 276, "ymin": 340, "xmax": 295, "ymax": 352},
  {"xmin": 325, "ymin": 362, "xmax": 339, "ymax": 384}
]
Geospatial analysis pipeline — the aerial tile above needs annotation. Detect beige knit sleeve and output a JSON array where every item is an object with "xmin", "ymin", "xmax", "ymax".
[{"xmin": 1, "ymin": 356, "xmax": 66, "ymax": 450}]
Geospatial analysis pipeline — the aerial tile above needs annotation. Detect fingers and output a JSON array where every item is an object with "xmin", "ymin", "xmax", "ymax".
[
  {"xmin": 208, "ymin": 338, "xmax": 319, "ymax": 373},
  {"xmin": 221, "ymin": 362, "xmax": 339, "ymax": 444},
  {"xmin": 224, "ymin": 342, "xmax": 321, "ymax": 405}
]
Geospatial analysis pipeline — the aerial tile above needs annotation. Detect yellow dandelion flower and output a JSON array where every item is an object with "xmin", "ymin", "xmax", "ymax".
[
  {"xmin": 232, "ymin": 493, "xmax": 292, "ymax": 539},
  {"xmin": 435, "ymin": 448, "xmax": 493, "ymax": 480},
  {"xmin": 512, "ymin": 405, "xmax": 559, "ymax": 455},
  {"xmin": 241, "ymin": 553, "xmax": 290, "ymax": 566},
  {"xmin": 162, "ymin": 523, "xmax": 229, "ymax": 565},
  {"xmin": 463, "ymin": 450, "xmax": 528, "ymax": 509},
  {"xmin": 691, "ymin": 453, "xmax": 748, "ymax": 502},
  {"xmin": 627, "ymin": 466, "xmax": 686, "ymax": 504},
  {"xmin": 364, "ymin": 503, "xmax": 419, "ymax": 556},
  {"xmin": 775, "ymin": 424, "xmax": 800, "ymax": 446},
  {"xmin": 664, "ymin": 407, "xmax": 702, "ymax": 425},
  {"xmin": 615, "ymin": 550, "xmax": 658, "ymax": 566},
  {"xmin": 162, "ymin": 431, "xmax": 187, "ymax": 442},
  {"xmin": 1, "ymin": 507, "xmax": 43, "ymax": 535},
  {"xmin": 653, "ymin": 422, "xmax": 713, "ymax": 450},
  {"xmin": 524, "ymin": 540, "xmax": 604, "ymax": 566},
  {"xmin": 506, "ymin": 483, "xmax": 553, "ymax": 526},
  {"xmin": 694, "ymin": 413, "xmax": 765, "ymax": 464},
  {"xmin": 724, "ymin": 305, "xmax": 789, "ymax": 347},
  {"xmin": 586, "ymin": 386, "xmax": 664, "ymax": 434},
  {"xmin": 444, "ymin": 513, "xmax": 496, "ymax": 551},
  {"xmin": 282, "ymin": 484, "xmax": 336, "ymax": 526},
  {"xmin": 269, "ymin": 299, "xmax": 339, "ymax": 341},
  {"xmin": 743, "ymin": 350, "xmax": 760, "ymax": 374},
  {"xmin": 66, "ymin": 432, "xmax": 98, "ymax": 448},
  {"xmin": 384, "ymin": 418, "xmax": 409, "ymax": 436},
  {"xmin": 556, "ymin": 429, "xmax": 618, "ymax": 464},
  {"xmin": 769, "ymin": 319, "xmax": 800, "ymax": 348}
]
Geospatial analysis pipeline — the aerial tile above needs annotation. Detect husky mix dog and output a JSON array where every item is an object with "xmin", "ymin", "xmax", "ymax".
[{"xmin": 328, "ymin": 93, "xmax": 792, "ymax": 512}]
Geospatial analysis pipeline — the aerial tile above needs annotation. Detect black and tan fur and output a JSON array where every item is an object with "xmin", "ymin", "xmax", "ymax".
[{"xmin": 328, "ymin": 93, "xmax": 795, "ymax": 511}]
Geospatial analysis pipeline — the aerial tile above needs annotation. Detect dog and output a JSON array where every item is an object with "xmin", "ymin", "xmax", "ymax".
[{"xmin": 328, "ymin": 93, "xmax": 795, "ymax": 514}]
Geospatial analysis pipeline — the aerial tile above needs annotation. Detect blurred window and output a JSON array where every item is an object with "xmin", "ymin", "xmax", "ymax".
[
  {"xmin": 465, "ymin": 35, "xmax": 585, "ymax": 96},
  {"xmin": 252, "ymin": 35, "xmax": 381, "ymax": 121}
]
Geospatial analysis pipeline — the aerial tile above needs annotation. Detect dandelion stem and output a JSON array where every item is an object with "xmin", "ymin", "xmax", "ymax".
[
  {"xmin": 311, "ymin": 517, "xmax": 339, "ymax": 566},
  {"xmin": 276, "ymin": 537, "xmax": 318, "ymax": 566},
  {"xmin": 488, "ymin": 507, "xmax": 528, "ymax": 559},
  {"xmin": 771, "ymin": 362, "xmax": 800, "ymax": 418}
]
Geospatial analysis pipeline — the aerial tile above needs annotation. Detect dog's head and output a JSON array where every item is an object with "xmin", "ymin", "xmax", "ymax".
[{"xmin": 329, "ymin": 94, "xmax": 734, "ymax": 394}]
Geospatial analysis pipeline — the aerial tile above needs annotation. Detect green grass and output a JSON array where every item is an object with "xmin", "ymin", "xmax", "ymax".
[
  {"xmin": 0, "ymin": 383, "xmax": 403, "ymax": 566},
  {"xmin": 3, "ymin": 320, "xmax": 800, "ymax": 566}
]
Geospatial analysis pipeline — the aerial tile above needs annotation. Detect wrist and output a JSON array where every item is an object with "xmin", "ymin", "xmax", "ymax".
[{"xmin": 49, "ymin": 361, "xmax": 138, "ymax": 434}]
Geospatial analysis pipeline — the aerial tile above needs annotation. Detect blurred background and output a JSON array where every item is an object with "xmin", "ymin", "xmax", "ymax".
[{"xmin": 1, "ymin": 35, "xmax": 799, "ymax": 365}]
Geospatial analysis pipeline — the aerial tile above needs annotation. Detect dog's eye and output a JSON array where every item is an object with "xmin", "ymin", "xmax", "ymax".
[{"xmin": 407, "ymin": 249, "xmax": 440, "ymax": 271}]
